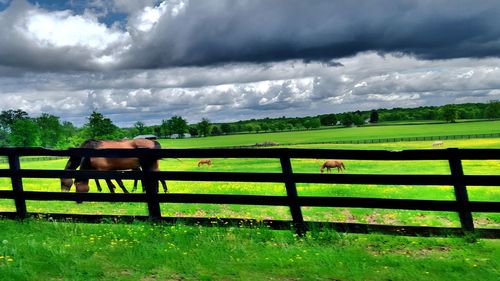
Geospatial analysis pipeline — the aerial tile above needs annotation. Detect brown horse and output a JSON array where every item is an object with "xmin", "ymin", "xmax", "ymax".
[
  {"xmin": 198, "ymin": 159, "xmax": 212, "ymax": 167},
  {"xmin": 61, "ymin": 139, "xmax": 168, "ymax": 194},
  {"xmin": 320, "ymin": 160, "xmax": 346, "ymax": 173}
]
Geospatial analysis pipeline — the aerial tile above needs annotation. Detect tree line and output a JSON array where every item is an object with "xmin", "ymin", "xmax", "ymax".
[{"xmin": 0, "ymin": 101, "xmax": 498, "ymax": 148}]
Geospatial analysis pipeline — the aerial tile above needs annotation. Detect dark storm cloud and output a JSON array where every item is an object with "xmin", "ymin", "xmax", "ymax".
[{"xmin": 122, "ymin": 0, "xmax": 500, "ymax": 69}]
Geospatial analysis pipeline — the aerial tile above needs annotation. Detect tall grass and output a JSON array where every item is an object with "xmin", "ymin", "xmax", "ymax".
[{"xmin": 0, "ymin": 219, "xmax": 499, "ymax": 281}]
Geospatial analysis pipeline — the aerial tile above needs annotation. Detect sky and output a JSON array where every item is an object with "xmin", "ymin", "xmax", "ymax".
[{"xmin": 0, "ymin": 0, "xmax": 500, "ymax": 127}]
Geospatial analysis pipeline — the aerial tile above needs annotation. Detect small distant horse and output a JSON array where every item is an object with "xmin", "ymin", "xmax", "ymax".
[
  {"xmin": 320, "ymin": 160, "xmax": 346, "ymax": 173},
  {"xmin": 432, "ymin": 141, "xmax": 444, "ymax": 147},
  {"xmin": 61, "ymin": 139, "xmax": 168, "ymax": 194},
  {"xmin": 198, "ymin": 159, "xmax": 212, "ymax": 167}
]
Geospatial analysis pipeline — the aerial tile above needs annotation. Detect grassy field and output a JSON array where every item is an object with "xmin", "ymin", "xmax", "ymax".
[
  {"xmin": 1, "ymin": 219, "xmax": 499, "ymax": 281},
  {"xmin": 159, "ymin": 120, "xmax": 500, "ymax": 148},
  {"xmin": 0, "ymin": 138, "xmax": 498, "ymax": 227},
  {"xmin": 0, "ymin": 121, "xmax": 499, "ymax": 280}
]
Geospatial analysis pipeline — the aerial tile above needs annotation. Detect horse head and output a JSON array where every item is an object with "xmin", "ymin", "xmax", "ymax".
[
  {"xmin": 61, "ymin": 155, "xmax": 84, "ymax": 192},
  {"xmin": 61, "ymin": 178, "xmax": 73, "ymax": 191},
  {"xmin": 75, "ymin": 181, "xmax": 90, "ymax": 193}
]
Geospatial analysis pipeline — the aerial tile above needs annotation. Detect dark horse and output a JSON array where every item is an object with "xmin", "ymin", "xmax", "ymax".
[
  {"xmin": 61, "ymin": 139, "xmax": 168, "ymax": 194},
  {"xmin": 320, "ymin": 160, "xmax": 346, "ymax": 173}
]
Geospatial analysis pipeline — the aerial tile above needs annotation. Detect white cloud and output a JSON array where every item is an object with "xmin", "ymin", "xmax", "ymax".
[
  {"xmin": 1, "ymin": 2, "xmax": 500, "ymax": 126},
  {"xmin": 22, "ymin": 10, "xmax": 127, "ymax": 51},
  {"xmin": 2, "ymin": 52, "xmax": 500, "ymax": 126}
]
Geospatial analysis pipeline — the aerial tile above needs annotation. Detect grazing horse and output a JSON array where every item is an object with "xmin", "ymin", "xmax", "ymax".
[
  {"xmin": 198, "ymin": 159, "xmax": 212, "ymax": 167},
  {"xmin": 320, "ymin": 160, "xmax": 346, "ymax": 173},
  {"xmin": 432, "ymin": 141, "xmax": 444, "ymax": 147},
  {"xmin": 61, "ymin": 139, "xmax": 168, "ymax": 194}
]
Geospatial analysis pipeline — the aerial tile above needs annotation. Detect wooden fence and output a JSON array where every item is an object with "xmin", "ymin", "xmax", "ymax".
[{"xmin": 0, "ymin": 147, "xmax": 499, "ymax": 238}]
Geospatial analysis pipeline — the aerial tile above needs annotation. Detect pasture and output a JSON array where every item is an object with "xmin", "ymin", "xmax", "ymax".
[
  {"xmin": 159, "ymin": 120, "xmax": 500, "ymax": 148},
  {"xmin": 0, "ymin": 138, "xmax": 499, "ymax": 228},
  {"xmin": 0, "ymin": 121, "xmax": 499, "ymax": 280},
  {"xmin": 1, "ymin": 219, "xmax": 499, "ymax": 281}
]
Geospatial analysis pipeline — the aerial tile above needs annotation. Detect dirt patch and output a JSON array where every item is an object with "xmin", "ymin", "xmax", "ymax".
[{"xmin": 341, "ymin": 210, "xmax": 356, "ymax": 223}]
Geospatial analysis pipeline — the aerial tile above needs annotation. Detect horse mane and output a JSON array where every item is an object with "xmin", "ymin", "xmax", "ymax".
[{"xmin": 79, "ymin": 139, "xmax": 101, "ymax": 149}]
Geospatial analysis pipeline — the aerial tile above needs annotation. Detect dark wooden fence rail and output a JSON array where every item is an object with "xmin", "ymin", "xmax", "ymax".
[{"xmin": 0, "ymin": 147, "xmax": 499, "ymax": 238}]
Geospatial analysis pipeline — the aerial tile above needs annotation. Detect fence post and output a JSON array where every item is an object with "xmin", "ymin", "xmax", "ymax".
[
  {"xmin": 447, "ymin": 148, "xmax": 474, "ymax": 232},
  {"xmin": 8, "ymin": 152, "xmax": 27, "ymax": 219},
  {"xmin": 141, "ymin": 154, "xmax": 161, "ymax": 220},
  {"xmin": 280, "ymin": 151, "xmax": 306, "ymax": 236}
]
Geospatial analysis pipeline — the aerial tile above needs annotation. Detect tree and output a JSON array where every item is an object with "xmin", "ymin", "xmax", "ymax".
[
  {"xmin": 197, "ymin": 118, "xmax": 211, "ymax": 137},
  {"xmin": 484, "ymin": 100, "xmax": 500, "ymax": 119},
  {"xmin": 60, "ymin": 121, "xmax": 82, "ymax": 148},
  {"xmin": 259, "ymin": 122, "xmax": 269, "ymax": 132},
  {"xmin": 0, "ymin": 109, "xmax": 29, "ymax": 131},
  {"xmin": 211, "ymin": 125, "xmax": 221, "ymax": 136},
  {"xmin": 353, "ymin": 114, "xmax": 365, "ymax": 126},
  {"xmin": 160, "ymin": 119, "xmax": 172, "ymax": 138},
  {"xmin": 35, "ymin": 113, "xmax": 63, "ymax": 147},
  {"xmin": 166, "ymin": 116, "xmax": 188, "ymax": 138},
  {"xmin": 369, "ymin": 110, "xmax": 379, "ymax": 123},
  {"xmin": 320, "ymin": 114, "xmax": 337, "ymax": 126},
  {"xmin": 339, "ymin": 113, "xmax": 354, "ymax": 127},
  {"xmin": 306, "ymin": 118, "xmax": 321, "ymax": 129},
  {"xmin": 152, "ymin": 125, "xmax": 162, "ymax": 138},
  {"xmin": 134, "ymin": 121, "xmax": 146, "ymax": 135},
  {"xmin": 9, "ymin": 118, "xmax": 40, "ymax": 147},
  {"xmin": 188, "ymin": 126, "xmax": 199, "ymax": 137},
  {"xmin": 220, "ymin": 123, "xmax": 232, "ymax": 134},
  {"xmin": 83, "ymin": 111, "xmax": 119, "ymax": 139},
  {"xmin": 441, "ymin": 105, "xmax": 458, "ymax": 123}
]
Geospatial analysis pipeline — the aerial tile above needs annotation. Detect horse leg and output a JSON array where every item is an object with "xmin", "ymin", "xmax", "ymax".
[
  {"xmin": 104, "ymin": 179, "xmax": 116, "ymax": 193},
  {"xmin": 159, "ymin": 179, "xmax": 168, "ymax": 193},
  {"xmin": 131, "ymin": 168, "xmax": 140, "ymax": 192},
  {"xmin": 115, "ymin": 178, "xmax": 129, "ymax": 193},
  {"xmin": 94, "ymin": 179, "xmax": 103, "ymax": 192}
]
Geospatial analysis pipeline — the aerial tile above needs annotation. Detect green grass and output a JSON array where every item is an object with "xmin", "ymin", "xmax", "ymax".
[
  {"xmin": 0, "ymin": 138, "xmax": 498, "ymax": 228},
  {"xmin": 0, "ymin": 123, "xmax": 499, "ymax": 280},
  {"xmin": 0, "ymin": 219, "xmax": 499, "ymax": 281},
  {"xmin": 160, "ymin": 120, "xmax": 500, "ymax": 148}
]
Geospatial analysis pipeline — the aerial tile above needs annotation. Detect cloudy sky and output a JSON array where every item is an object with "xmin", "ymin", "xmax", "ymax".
[{"xmin": 1, "ymin": 0, "xmax": 500, "ymax": 127}]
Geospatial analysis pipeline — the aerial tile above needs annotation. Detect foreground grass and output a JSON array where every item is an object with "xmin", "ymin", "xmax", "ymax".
[{"xmin": 0, "ymin": 219, "xmax": 499, "ymax": 281}]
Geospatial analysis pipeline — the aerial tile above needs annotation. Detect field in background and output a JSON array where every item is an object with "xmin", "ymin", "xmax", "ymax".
[{"xmin": 159, "ymin": 120, "xmax": 500, "ymax": 148}]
